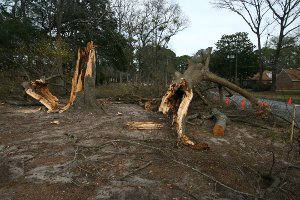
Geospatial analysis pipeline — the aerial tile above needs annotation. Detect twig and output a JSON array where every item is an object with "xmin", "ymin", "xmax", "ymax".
[
  {"xmin": 73, "ymin": 146, "xmax": 79, "ymax": 162},
  {"xmin": 119, "ymin": 161, "xmax": 152, "ymax": 180}
]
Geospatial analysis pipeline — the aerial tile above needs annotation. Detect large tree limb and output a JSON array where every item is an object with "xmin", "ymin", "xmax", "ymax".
[
  {"xmin": 22, "ymin": 80, "xmax": 59, "ymax": 113},
  {"xmin": 204, "ymin": 71, "xmax": 258, "ymax": 107}
]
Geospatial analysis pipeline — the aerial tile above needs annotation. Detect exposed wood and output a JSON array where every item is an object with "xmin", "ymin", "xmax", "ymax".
[
  {"xmin": 127, "ymin": 121, "xmax": 163, "ymax": 130},
  {"xmin": 22, "ymin": 80, "xmax": 59, "ymax": 113},
  {"xmin": 159, "ymin": 79, "xmax": 209, "ymax": 150},
  {"xmin": 60, "ymin": 41, "xmax": 99, "ymax": 112},
  {"xmin": 212, "ymin": 108, "xmax": 230, "ymax": 136}
]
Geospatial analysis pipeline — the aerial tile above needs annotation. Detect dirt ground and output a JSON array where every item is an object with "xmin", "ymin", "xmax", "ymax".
[{"xmin": 0, "ymin": 99, "xmax": 299, "ymax": 200}]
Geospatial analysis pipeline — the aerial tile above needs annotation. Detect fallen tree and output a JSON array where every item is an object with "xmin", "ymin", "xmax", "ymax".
[
  {"xmin": 159, "ymin": 48, "xmax": 259, "ymax": 149},
  {"xmin": 22, "ymin": 42, "xmax": 102, "ymax": 113}
]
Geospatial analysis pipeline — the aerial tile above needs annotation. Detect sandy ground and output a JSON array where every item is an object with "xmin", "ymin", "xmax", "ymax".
[{"xmin": 0, "ymin": 100, "xmax": 299, "ymax": 200}]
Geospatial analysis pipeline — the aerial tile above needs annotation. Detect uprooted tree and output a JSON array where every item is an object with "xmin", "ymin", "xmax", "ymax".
[
  {"xmin": 159, "ymin": 47, "xmax": 259, "ymax": 150},
  {"xmin": 22, "ymin": 42, "xmax": 101, "ymax": 113}
]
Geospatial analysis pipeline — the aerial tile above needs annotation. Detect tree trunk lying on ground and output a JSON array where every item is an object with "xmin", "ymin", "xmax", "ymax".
[
  {"xmin": 159, "ymin": 47, "xmax": 258, "ymax": 150},
  {"xmin": 22, "ymin": 42, "xmax": 101, "ymax": 113},
  {"xmin": 212, "ymin": 108, "xmax": 230, "ymax": 136}
]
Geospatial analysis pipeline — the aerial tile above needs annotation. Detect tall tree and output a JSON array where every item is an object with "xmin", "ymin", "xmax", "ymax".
[
  {"xmin": 266, "ymin": 0, "xmax": 300, "ymax": 90},
  {"xmin": 212, "ymin": 0, "xmax": 270, "ymax": 83},
  {"xmin": 211, "ymin": 32, "xmax": 257, "ymax": 83}
]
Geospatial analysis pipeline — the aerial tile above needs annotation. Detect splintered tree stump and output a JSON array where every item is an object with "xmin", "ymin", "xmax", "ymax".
[
  {"xmin": 61, "ymin": 41, "xmax": 99, "ymax": 112},
  {"xmin": 22, "ymin": 42, "xmax": 101, "ymax": 113},
  {"xmin": 159, "ymin": 79, "xmax": 209, "ymax": 150},
  {"xmin": 159, "ymin": 47, "xmax": 259, "ymax": 150},
  {"xmin": 212, "ymin": 108, "xmax": 230, "ymax": 136}
]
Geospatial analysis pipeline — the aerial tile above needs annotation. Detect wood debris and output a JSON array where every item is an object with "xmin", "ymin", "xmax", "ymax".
[{"xmin": 126, "ymin": 121, "xmax": 163, "ymax": 130}]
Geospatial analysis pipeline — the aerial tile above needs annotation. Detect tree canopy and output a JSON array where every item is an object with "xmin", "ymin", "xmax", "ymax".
[{"xmin": 210, "ymin": 32, "xmax": 257, "ymax": 82}]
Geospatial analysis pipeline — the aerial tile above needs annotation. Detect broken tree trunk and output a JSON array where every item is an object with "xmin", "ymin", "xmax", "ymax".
[
  {"xmin": 22, "ymin": 42, "xmax": 101, "ymax": 113},
  {"xmin": 60, "ymin": 41, "xmax": 99, "ymax": 112},
  {"xmin": 159, "ymin": 47, "xmax": 258, "ymax": 149}
]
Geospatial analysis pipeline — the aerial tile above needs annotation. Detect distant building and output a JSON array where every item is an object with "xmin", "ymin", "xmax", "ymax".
[
  {"xmin": 276, "ymin": 68, "xmax": 300, "ymax": 90},
  {"xmin": 242, "ymin": 70, "xmax": 272, "ymax": 87},
  {"xmin": 250, "ymin": 70, "xmax": 272, "ymax": 83}
]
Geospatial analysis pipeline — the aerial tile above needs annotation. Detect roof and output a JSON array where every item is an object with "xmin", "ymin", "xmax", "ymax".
[
  {"xmin": 281, "ymin": 68, "xmax": 300, "ymax": 81},
  {"xmin": 249, "ymin": 70, "xmax": 272, "ymax": 81}
]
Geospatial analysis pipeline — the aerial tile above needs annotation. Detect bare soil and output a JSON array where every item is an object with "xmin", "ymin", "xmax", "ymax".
[{"xmin": 0, "ymin": 100, "xmax": 299, "ymax": 200}]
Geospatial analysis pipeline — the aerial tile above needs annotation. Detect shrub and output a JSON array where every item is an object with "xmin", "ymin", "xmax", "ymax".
[{"xmin": 251, "ymin": 82, "xmax": 272, "ymax": 91}]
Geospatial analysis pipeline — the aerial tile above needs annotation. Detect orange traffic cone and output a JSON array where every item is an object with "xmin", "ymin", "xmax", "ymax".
[
  {"xmin": 241, "ymin": 98, "xmax": 246, "ymax": 109},
  {"xmin": 288, "ymin": 97, "xmax": 292, "ymax": 104},
  {"xmin": 225, "ymin": 97, "xmax": 229, "ymax": 105}
]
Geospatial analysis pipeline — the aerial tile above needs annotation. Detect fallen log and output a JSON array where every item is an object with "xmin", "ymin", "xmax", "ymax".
[
  {"xmin": 212, "ymin": 108, "xmax": 230, "ymax": 136},
  {"xmin": 159, "ymin": 47, "xmax": 259, "ymax": 150}
]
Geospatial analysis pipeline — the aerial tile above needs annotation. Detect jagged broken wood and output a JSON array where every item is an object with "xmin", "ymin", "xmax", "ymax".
[
  {"xmin": 22, "ymin": 42, "xmax": 101, "ymax": 113},
  {"xmin": 22, "ymin": 79, "xmax": 59, "ymax": 113},
  {"xmin": 159, "ymin": 47, "xmax": 258, "ymax": 149}
]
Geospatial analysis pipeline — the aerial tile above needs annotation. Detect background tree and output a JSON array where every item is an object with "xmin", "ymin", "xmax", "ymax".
[
  {"xmin": 266, "ymin": 0, "xmax": 300, "ymax": 90},
  {"xmin": 174, "ymin": 55, "xmax": 191, "ymax": 74},
  {"xmin": 0, "ymin": 0, "xmax": 131, "ymax": 89},
  {"xmin": 136, "ymin": 45, "xmax": 176, "ymax": 86},
  {"xmin": 210, "ymin": 32, "xmax": 257, "ymax": 83},
  {"xmin": 212, "ymin": 0, "xmax": 271, "ymax": 83},
  {"xmin": 112, "ymin": 0, "xmax": 189, "ymax": 83}
]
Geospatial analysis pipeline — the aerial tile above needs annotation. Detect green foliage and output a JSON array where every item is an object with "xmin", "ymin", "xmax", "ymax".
[
  {"xmin": 174, "ymin": 55, "xmax": 191, "ymax": 73},
  {"xmin": 251, "ymin": 82, "xmax": 272, "ymax": 91},
  {"xmin": 0, "ymin": 16, "xmax": 39, "ymax": 70},
  {"xmin": 210, "ymin": 32, "xmax": 258, "ymax": 82}
]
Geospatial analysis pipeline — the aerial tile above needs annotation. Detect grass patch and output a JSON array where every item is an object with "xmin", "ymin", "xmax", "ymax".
[{"xmin": 251, "ymin": 90, "xmax": 300, "ymax": 104}]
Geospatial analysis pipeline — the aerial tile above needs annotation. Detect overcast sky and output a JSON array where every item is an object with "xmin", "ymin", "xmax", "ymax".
[{"xmin": 169, "ymin": 0, "xmax": 261, "ymax": 56}]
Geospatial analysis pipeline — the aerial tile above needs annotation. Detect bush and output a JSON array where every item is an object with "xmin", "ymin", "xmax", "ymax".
[{"xmin": 251, "ymin": 82, "xmax": 272, "ymax": 91}]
